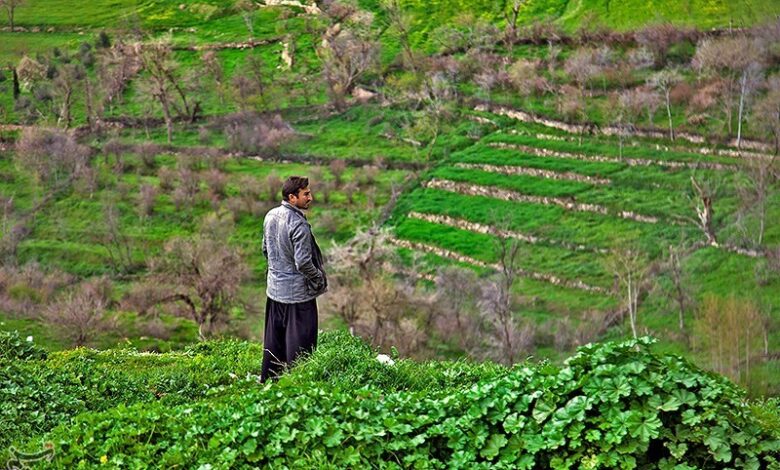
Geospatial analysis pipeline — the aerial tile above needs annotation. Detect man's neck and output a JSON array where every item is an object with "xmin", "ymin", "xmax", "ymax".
[{"xmin": 282, "ymin": 200, "xmax": 306, "ymax": 217}]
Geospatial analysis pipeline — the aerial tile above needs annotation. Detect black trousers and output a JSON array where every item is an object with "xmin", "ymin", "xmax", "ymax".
[{"xmin": 260, "ymin": 297, "xmax": 318, "ymax": 382}]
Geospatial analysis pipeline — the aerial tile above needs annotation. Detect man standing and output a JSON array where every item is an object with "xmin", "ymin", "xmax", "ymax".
[{"xmin": 260, "ymin": 176, "xmax": 327, "ymax": 382}]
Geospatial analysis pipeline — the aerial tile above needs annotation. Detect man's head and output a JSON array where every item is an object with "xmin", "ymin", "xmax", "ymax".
[{"xmin": 282, "ymin": 176, "xmax": 312, "ymax": 210}]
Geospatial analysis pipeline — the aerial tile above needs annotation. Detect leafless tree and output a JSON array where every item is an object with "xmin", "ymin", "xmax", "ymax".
[
  {"xmin": 692, "ymin": 294, "xmax": 768, "ymax": 386},
  {"xmin": 329, "ymin": 159, "xmax": 347, "ymax": 188},
  {"xmin": 96, "ymin": 41, "xmax": 142, "ymax": 112},
  {"xmin": 556, "ymin": 84, "xmax": 586, "ymax": 123},
  {"xmin": 266, "ymin": 171, "xmax": 283, "ymax": 202},
  {"xmin": 222, "ymin": 112, "xmax": 295, "ymax": 157},
  {"xmin": 476, "ymin": 229, "xmax": 534, "ymax": 365},
  {"xmin": 665, "ymin": 243, "xmax": 691, "ymax": 334},
  {"xmin": 317, "ymin": 10, "xmax": 379, "ymax": 111},
  {"xmin": 101, "ymin": 200, "xmax": 136, "ymax": 274},
  {"xmin": 323, "ymin": 227, "xmax": 428, "ymax": 353},
  {"xmin": 137, "ymin": 184, "xmax": 158, "ymax": 220},
  {"xmin": 564, "ymin": 47, "xmax": 600, "ymax": 92},
  {"xmin": 634, "ymin": 23, "xmax": 687, "ymax": 67},
  {"xmin": 201, "ymin": 50, "xmax": 226, "ymax": 105},
  {"xmin": 502, "ymin": 0, "xmax": 526, "ymax": 54},
  {"xmin": 752, "ymin": 74, "xmax": 780, "ymax": 153},
  {"xmin": 434, "ymin": 265, "xmax": 482, "ymax": 353},
  {"xmin": 381, "ymin": 0, "xmax": 417, "ymax": 73},
  {"xmin": 15, "ymin": 127, "xmax": 90, "ymax": 187},
  {"xmin": 647, "ymin": 68, "xmax": 682, "ymax": 141},
  {"xmin": 605, "ymin": 244, "xmax": 648, "ymax": 340},
  {"xmin": 0, "ymin": 0, "xmax": 25, "ymax": 32},
  {"xmin": 42, "ymin": 277, "xmax": 114, "ymax": 347},
  {"xmin": 737, "ymin": 155, "xmax": 778, "ymax": 247},
  {"xmin": 693, "ymin": 36, "xmax": 765, "ymax": 146},
  {"xmin": 687, "ymin": 173, "xmax": 721, "ymax": 246},
  {"xmin": 51, "ymin": 63, "xmax": 85, "ymax": 128},
  {"xmin": 144, "ymin": 213, "xmax": 249, "ymax": 339},
  {"xmin": 138, "ymin": 40, "xmax": 201, "ymax": 143}
]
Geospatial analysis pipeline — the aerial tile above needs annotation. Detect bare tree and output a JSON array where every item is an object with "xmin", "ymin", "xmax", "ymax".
[
  {"xmin": 477, "ymin": 230, "xmax": 534, "ymax": 365},
  {"xmin": 42, "ymin": 277, "xmax": 114, "ymax": 347},
  {"xmin": 266, "ymin": 171, "xmax": 283, "ymax": 202},
  {"xmin": 145, "ymin": 213, "xmax": 249, "ymax": 340},
  {"xmin": 692, "ymin": 294, "xmax": 768, "ymax": 386},
  {"xmin": 687, "ymin": 173, "xmax": 721, "ymax": 246},
  {"xmin": 502, "ymin": 0, "xmax": 526, "ymax": 54},
  {"xmin": 0, "ymin": 0, "xmax": 25, "ymax": 32},
  {"xmin": 693, "ymin": 36, "xmax": 765, "ymax": 145},
  {"xmin": 752, "ymin": 74, "xmax": 780, "ymax": 153},
  {"xmin": 138, "ymin": 41, "xmax": 201, "ymax": 143},
  {"xmin": 634, "ymin": 23, "xmax": 687, "ymax": 67},
  {"xmin": 737, "ymin": 155, "xmax": 778, "ymax": 247},
  {"xmin": 605, "ymin": 244, "xmax": 648, "ymax": 340},
  {"xmin": 647, "ymin": 68, "xmax": 682, "ymax": 141},
  {"xmin": 100, "ymin": 200, "xmax": 136, "ymax": 274},
  {"xmin": 665, "ymin": 243, "xmax": 691, "ymax": 334},
  {"xmin": 323, "ymin": 227, "xmax": 427, "ymax": 353},
  {"xmin": 564, "ymin": 47, "xmax": 600, "ymax": 92},
  {"xmin": 317, "ymin": 10, "xmax": 379, "ymax": 111},
  {"xmin": 222, "ymin": 112, "xmax": 295, "ymax": 156},
  {"xmin": 15, "ymin": 127, "xmax": 90, "ymax": 187},
  {"xmin": 51, "ymin": 63, "xmax": 85, "ymax": 128},
  {"xmin": 201, "ymin": 50, "xmax": 226, "ymax": 105},
  {"xmin": 381, "ymin": 0, "xmax": 417, "ymax": 73},
  {"xmin": 433, "ymin": 266, "xmax": 481, "ymax": 353},
  {"xmin": 96, "ymin": 41, "xmax": 142, "ymax": 112},
  {"xmin": 329, "ymin": 159, "xmax": 347, "ymax": 187}
]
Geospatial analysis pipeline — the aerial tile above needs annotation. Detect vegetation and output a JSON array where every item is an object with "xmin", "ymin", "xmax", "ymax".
[{"xmin": 1, "ymin": 0, "xmax": 780, "ymax": 465}]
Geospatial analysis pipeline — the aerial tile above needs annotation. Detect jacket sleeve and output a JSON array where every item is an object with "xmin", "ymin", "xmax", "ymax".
[{"xmin": 289, "ymin": 219, "xmax": 324, "ymax": 283}]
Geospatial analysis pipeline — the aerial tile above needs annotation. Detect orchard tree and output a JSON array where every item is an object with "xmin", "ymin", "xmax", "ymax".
[
  {"xmin": 647, "ymin": 68, "xmax": 682, "ymax": 141},
  {"xmin": 753, "ymin": 74, "xmax": 780, "ymax": 153},
  {"xmin": 605, "ymin": 244, "xmax": 648, "ymax": 340},
  {"xmin": 138, "ymin": 40, "xmax": 202, "ymax": 143},
  {"xmin": 693, "ymin": 35, "xmax": 765, "ymax": 146},
  {"xmin": 144, "ymin": 213, "xmax": 249, "ymax": 340},
  {"xmin": 0, "ymin": 0, "xmax": 25, "ymax": 32}
]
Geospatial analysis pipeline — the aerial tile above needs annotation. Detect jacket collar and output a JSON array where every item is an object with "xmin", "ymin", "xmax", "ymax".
[{"xmin": 281, "ymin": 200, "xmax": 306, "ymax": 218}]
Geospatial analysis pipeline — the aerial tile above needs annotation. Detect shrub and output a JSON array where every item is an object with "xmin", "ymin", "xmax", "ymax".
[
  {"xmin": 0, "ymin": 330, "xmax": 47, "ymax": 361},
  {"xmin": 20, "ymin": 336, "xmax": 780, "ymax": 468}
]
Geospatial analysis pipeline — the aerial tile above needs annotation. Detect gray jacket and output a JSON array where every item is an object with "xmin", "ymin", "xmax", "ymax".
[{"xmin": 262, "ymin": 201, "xmax": 327, "ymax": 303}]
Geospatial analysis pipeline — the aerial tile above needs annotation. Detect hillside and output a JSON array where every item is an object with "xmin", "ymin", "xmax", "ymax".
[{"xmin": 1, "ymin": 0, "xmax": 780, "ymax": 466}]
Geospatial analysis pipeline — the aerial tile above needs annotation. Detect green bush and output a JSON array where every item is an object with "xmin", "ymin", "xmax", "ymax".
[
  {"xmin": 19, "ymin": 335, "xmax": 780, "ymax": 468},
  {"xmin": 0, "ymin": 338, "xmax": 264, "ymax": 451},
  {"xmin": 0, "ymin": 330, "xmax": 47, "ymax": 361}
]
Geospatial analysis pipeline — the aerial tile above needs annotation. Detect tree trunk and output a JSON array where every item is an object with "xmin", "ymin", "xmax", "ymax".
[
  {"xmin": 665, "ymin": 89, "xmax": 674, "ymax": 141},
  {"xmin": 737, "ymin": 70, "xmax": 747, "ymax": 149}
]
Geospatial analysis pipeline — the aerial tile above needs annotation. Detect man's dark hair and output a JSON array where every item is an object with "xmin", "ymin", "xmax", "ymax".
[{"xmin": 282, "ymin": 176, "xmax": 309, "ymax": 201}]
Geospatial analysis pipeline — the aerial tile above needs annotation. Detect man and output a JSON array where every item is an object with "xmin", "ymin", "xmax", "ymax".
[{"xmin": 260, "ymin": 176, "xmax": 327, "ymax": 382}]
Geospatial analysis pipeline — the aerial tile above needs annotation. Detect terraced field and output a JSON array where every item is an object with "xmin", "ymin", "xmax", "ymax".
[{"xmin": 389, "ymin": 112, "xmax": 780, "ymax": 383}]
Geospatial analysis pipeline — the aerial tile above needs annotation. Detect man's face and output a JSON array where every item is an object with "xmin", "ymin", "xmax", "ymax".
[{"xmin": 289, "ymin": 186, "xmax": 313, "ymax": 210}]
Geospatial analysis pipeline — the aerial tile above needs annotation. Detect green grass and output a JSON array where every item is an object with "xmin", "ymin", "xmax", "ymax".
[
  {"xmin": 428, "ymin": 165, "xmax": 734, "ymax": 223},
  {"xmin": 394, "ymin": 216, "xmax": 615, "ymax": 289},
  {"xmin": 394, "ymin": 187, "xmax": 693, "ymax": 257}
]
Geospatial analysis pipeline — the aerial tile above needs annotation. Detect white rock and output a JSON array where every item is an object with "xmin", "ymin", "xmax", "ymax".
[
  {"xmin": 376, "ymin": 354, "xmax": 395, "ymax": 366},
  {"xmin": 26, "ymin": 336, "xmax": 33, "ymax": 342}
]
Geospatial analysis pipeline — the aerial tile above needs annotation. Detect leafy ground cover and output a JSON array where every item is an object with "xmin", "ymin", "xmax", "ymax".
[{"xmin": 7, "ymin": 329, "xmax": 779, "ymax": 468}]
